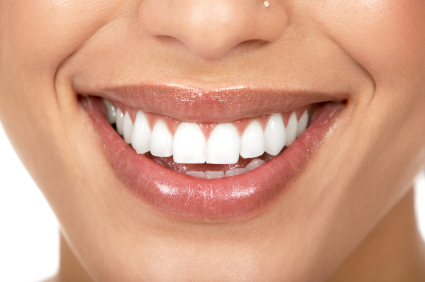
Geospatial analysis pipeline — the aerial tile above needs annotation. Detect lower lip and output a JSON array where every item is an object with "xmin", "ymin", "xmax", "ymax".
[{"xmin": 83, "ymin": 97, "xmax": 342, "ymax": 221}]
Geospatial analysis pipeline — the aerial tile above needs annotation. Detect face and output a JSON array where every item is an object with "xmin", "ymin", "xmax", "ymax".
[{"xmin": 1, "ymin": 0, "xmax": 425, "ymax": 281}]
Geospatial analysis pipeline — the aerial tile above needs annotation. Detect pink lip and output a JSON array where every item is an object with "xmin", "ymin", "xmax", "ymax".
[
  {"xmin": 76, "ymin": 84, "xmax": 346, "ymax": 123},
  {"xmin": 82, "ymin": 92, "xmax": 342, "ymax": 221}
]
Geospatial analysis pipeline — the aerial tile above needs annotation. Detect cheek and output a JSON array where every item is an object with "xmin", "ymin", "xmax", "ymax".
[
  {"xmin": 0, "ymin": 0, "xmax": 122, "ymax": 77},
  {"xmin": 0, "ymin": 0, "xmax": 121, "ymax": 177},
  {"xmin": 308, "ymin": 0, "xmax": 425, "ymax": 87},
  {"xmin": 307, "ymin": 0, "xmax": 425, "ymax": 163}
]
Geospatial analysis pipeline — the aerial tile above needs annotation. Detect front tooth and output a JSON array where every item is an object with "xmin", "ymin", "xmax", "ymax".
[
  {"xmin": 185, "ymin": 171, "xmax": 206, "ymax": 178},
  {"xmin": 296, "ymin": 110, "xmax": 308, "ymax": 138},
  {"xmin": 240, "ymin": 120, "xmax": 265, "ymax": 158},
  {"xmin": 264, "ymin": 113, "xmax": 286, "ymax": 156},
  {"xmin": 123, "ymin": 111, "xmax": 133, "ymax": 144},
  {"xmin": 225, "ymin": 168, "xmax": 247, "ymax": 177},
  {"xmin": 131, "ymin": 111, "xmax": 151, "ymax": 154},
  {"xmin": 205, "ymin": 171, "xmax": 225, "ymax": 179},
  {"xmin": 102, "ymin": 98, "xmax": 116, "ymax": 124},
  {"xmin": 245, "ymin": 159, "xmax": 266, "ymax": 171},
  {"xmin": 150, "ymin": 120, "xmax": 173, "ymax": 157},
  {"xmin": 173, "ymin": 123, "xmax": 206, "ymax": 164},
  {"xmin": 116, "ymin": 108, "xmax": 124, "ymax": 135},
  {"xmin": 285, "ymin": 112, "xmax": 298, "ymax": 146},
  {"xmin": 206, "ymin": 123, "xmax": 240, "ymax": 164}
]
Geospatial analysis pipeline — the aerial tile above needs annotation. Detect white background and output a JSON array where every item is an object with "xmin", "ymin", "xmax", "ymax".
[{"xmin": 1, "ymin": 122, "xmax": 425, "ymax": 282}]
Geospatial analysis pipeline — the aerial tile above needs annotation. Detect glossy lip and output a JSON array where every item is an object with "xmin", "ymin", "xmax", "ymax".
[
  {"xmin": 76, "ymin": 83, "xmax": 347, "ymax": 123},
  {"xmin": 82, "ymin": 92, "xmax": 343, "ymax": 221}
]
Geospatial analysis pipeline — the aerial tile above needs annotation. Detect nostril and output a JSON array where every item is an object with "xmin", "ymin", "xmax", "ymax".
[
  {"xmin": 238, "ymin": 39, "xmax": 270, "ymax": 49},
  {"xmin": 156, "ymin": 35, "xmax": 180, "ymax": 44}
]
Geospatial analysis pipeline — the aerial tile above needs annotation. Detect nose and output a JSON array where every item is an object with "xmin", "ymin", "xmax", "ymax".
[{"xmin": 139, "ymin": 0, "xmax": 288, "ymax": 60}]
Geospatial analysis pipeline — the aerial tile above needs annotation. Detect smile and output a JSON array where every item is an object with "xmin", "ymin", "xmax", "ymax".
[
  {"xmin": 103, "ymin": 97, "xmax": 311, "ymax": 178},
  {"xmin": 81, "ymin": 85, "xmax": 344, "ymax": 220}
]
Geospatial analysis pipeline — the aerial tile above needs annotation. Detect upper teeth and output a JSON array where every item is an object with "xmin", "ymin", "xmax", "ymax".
[
  {"xmin": 173, "ymin": 122, "xmax": 207, "ymax": 163},
  {"xmin": 103, "ymin": 98, "xmax": 309, "ymax": 165}
]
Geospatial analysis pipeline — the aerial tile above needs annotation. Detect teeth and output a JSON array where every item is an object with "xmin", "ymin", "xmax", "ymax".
[
  {"xmin": 104, "ymin": 99, "xmax": 311, "ymax": 168},
  {"xmin": 131, "ymin": 111, "xmax": 151, "ymax": 154},
  {"xmin": 123, "ymin": 111, "xmax": 133, "ymax": 144},
  {"xmin": 296, "ymin": 110, "xmax": 308, "ymax": 138},
  {"xmin": 245, "ymin": 159, "xmax": 266, "ymax": 171},
  {"xmin": 182, "ymin": 159, "xmax": 266, "ymax": 178},
  {"xmin": 206, "ymin": 123, "xmax": 240, "ymax": 164},
  {"xmin": 264, "ymin": 113, "xmax": 286, "ymax": 156},
  {"xmin": 150, "ymin": 120, "xmax": 173, "ymax": 157},
  {"xmin": 116, "ymin": 108, "xmax": 124, "ymax": 136},
  {"xmin": 185, "ymin": 171, "xmax": 206, "ymax": 178},
  {"xmin": 285, "ymin": 112, "xmax": 298, "ymax": 146},
  {"xmin": 240, "ymin": 120, "xmax": 265, "ymax": 158},
  {"xmin": 102, "ymin": 98, "xmax": 116, "ymax": 124},
  {"xmin": 173, "ymin": 123, "xmax": 207, "ymax": 164},
  {"xmin": 225, "ymin": 168, "xmax": 247, "ymax": 177},
  {"xmin": 205, "ymin": 171, "xmax": 225, "ymax": 179}
]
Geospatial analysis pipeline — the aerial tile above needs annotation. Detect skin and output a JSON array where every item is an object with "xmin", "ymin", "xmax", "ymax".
[{"xmin": 0, "ymin": 0, "xmax": 425, "ymax": 281}]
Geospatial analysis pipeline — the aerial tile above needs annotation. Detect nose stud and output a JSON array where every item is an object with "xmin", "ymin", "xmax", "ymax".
[{"xmin": 263, "ymin": 1, "xmax": 270, "ymax": 7}]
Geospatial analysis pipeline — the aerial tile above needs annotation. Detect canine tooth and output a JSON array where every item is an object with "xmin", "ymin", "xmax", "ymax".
[
  {"xmin": 116, "ymin": 108, "xmax": 124, "ymax": 135},
  {"xmin": 173, "ymin": 123, "xmax": 206, "ymax": 164},
  {"xmin": 150, "ymin": 120, "xmax": 173, "ymax": 157},
  {"xmin": 240, "ymin": 120, "xmax": 265, "ymax": 158},
  {"xmin": 296, "ymin": 110, "xmax": 308, "ymax": 138},
  {"xmin": 225, "ymin": 168, "xmax": 247, "ymax": 177},
  {"xmin": 102, "ymin": 98, "xmax": 116, "ymax": 124},
  {"xmin": 285, "ymin": 112, "xmax": 298, "ymax": 146},
  {"xmin": 131, "ymin": 111, "xmax": 151, "ymax": 154},
  {"xmin": 264, "ymin": 113, "xmax": 286, "ymax": 156},
  {"xmin": 186, "ymin": 171, "xmax": 206, "ymax": 178},
  {"xmin": 206, "ymin": 123, "xmax": 240, "ymax": 164},
  {"xmin": 245, "ymin": 159, "xmax": 266, "ymax": 171},
  {"xmin": 123, "ymin": 111, "xmax": 133, "ymax": 144},
  {"xmin": 205, "ymin": 171, "xmax": 225, "ymax": 179}
]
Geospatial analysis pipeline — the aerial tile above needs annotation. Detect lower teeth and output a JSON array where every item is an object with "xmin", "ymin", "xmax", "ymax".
[{"xmin": 151, "ymin": 154, "xmax": 270, "ymax": 178}]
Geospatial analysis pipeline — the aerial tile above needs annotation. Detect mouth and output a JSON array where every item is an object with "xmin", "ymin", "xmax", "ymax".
[{"xmin": 81, "ymin": 85, "xmax": 344, "ymax": 221}]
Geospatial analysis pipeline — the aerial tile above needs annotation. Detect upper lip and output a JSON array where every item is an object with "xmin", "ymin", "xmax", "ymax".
[{"xmin": 76, "ymin": 83, "xmax": 347, "ymax": 122}]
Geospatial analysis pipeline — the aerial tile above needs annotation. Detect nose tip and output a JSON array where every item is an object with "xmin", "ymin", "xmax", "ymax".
[{"xmin": 139, "ymin": 0, "xmax": 288, "ymax": 60}]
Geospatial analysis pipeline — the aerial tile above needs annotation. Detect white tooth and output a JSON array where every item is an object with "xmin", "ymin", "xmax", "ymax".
[
  {"xmin": 150, "ymin": 120, "xmax": 173, "ymax": 157},
  {"xmin": 285, "ymin": 112, "xmax": 298, "ymax": 146},
  {"xmin": 206, "ymin": 123, "xmax": 240, "ymax": 164},
  {"xmin": 296, "ymin": 110, "xmax": 309, "ymax": 138},
  {"xmin": 116, "ymin": 108, "xmax": 124, "ymax": 135},
  {"xmin": 131, "ymin": 111, "xmax": 151, "ymax": 154},
  {"xmin": 173, "ymin": 123, "xmax": 206, "ymax": 163},
  {"xmin": 264, "ymin": 113, "xmax": 286, "ymax": 156},
  {"xmin": 123, "ymin": 111, "xmax": 133, "ymax": 144},
  {"xmin": 225, "ymin": 168, "xmax": 247, "ymax": 177},
  {"xmin": 185, "ymin": 171, "xmax": 206, "ymax": 178},
  {"xmin": 240, "ymin": 120, "xmax": 265, "ymax": 158},
  {"xmin": 245, "ymin": 159, "xmax": 266, "ymax": 171},
  {"xmin": 205, "ymin": 171, "xmax": 225, "ymax": 179},
  {"xmin": 102, "ymin": 98, "xmax": 116, "ymax": 124}
]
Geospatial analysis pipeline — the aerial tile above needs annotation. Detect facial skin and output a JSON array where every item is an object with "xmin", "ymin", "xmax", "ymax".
[{"xmin": 1, "ymin": 0, "xmax": 425, "ymax": 281}]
